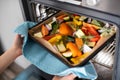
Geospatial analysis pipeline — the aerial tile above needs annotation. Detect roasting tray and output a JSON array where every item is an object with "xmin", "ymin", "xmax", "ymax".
[{"xmin": 28, "ymin": 11, "xmax": 116, "ymax": 67}]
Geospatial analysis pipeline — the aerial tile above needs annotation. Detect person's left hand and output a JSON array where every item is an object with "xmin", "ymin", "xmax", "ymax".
[
  {"xmin": 11, "ymin": 34, "xmax": 24, "ymax": 56},
  {"xmin": 52, "ymin": 74, "xmax": 77, "ymax": 80}
]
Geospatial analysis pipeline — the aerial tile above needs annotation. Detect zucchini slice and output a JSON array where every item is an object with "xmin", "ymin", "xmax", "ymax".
[
  {"xmin": 56, "ymin": 41, "xmax": 66, "ymax": 52},
  {"xmin": 62, "ymin": 51, "xmax": 72, "ymax": 58}
]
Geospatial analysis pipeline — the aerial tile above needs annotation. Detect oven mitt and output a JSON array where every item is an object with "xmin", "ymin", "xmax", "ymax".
[{"xmin": 14, "ymin": 21, "xmax": 97, "ymax": 80}]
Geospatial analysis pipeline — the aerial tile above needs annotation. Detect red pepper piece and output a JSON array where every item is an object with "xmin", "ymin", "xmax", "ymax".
[{"xmin": 90, "ymin": 35, "xmax": 100, "ymax": 42}]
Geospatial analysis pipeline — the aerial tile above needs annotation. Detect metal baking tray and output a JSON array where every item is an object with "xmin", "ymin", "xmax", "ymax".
[{"xmin": 28, "ymin": 11, "xmax": 116, "ymax": 67}]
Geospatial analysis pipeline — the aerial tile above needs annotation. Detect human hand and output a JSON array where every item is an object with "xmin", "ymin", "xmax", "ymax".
[
  {"xmin": 11, "ymin": 34, "xmax": 23, "ymax": 56},
  {"xmin": 52, "ymin": 74, "xmax": 77, "ymax": 80},
  {"xmin": 0, "ymin": 34, "xmax": 23, "ymax": 73}
]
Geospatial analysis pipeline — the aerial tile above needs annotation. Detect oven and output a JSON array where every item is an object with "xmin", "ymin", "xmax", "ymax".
[{"xmin": 20, "ymin": 0, "xmax": 120, "ymax": 80}]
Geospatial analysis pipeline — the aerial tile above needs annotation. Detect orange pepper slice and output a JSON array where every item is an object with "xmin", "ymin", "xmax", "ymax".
[
  {"xmin": 66, "ymin": 42, "xmax": 82, "ymax": 57},
  {"xmin": 75, "ymin": 38, "xmax": 83, "ymax": 49},
  {"xmin": 59, "ymin": 23, "xmax": 73, "ymax": 36}
]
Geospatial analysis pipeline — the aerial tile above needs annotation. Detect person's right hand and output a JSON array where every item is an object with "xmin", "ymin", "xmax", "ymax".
[{"xmin": 52, "ymin": 74, "xmax": 77, "ymax": 80}]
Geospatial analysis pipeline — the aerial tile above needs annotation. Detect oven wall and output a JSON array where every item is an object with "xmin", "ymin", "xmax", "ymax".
[{"xmin": 0, "ymin": 0, "xmax": 31, "ymax": 69}]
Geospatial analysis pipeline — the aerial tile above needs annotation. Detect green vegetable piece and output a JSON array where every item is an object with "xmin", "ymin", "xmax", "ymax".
[
  {"xmin": 67, "ymin": 36, "xmax": 75, "ymax": 42},
  {"xmin": 56, "ymin": 41, "xmax": 67, "ymax": 52},
  {"xmin": 50, "ymin": 21, "xmax": 59, "ymax": 34},
  {"xmin": 80, "ymin": 16, "xmax": 87, "ymax": 21},
  {"xmin": 63, "ymin": 16, "xmax": 70, "ymax": 21},
  {"xmin": 91, "ymin": 20, "xmax": 104, "ymax": 27}
]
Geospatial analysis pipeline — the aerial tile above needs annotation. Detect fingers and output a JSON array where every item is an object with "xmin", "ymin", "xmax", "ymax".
[
  {"xmin": 67, "ymin": 74, "xmax": 77, "ymax": 79},
  {"xmin": 62, "ymin": 74, "xmax": 77, "ymax": 80},
  {"xmin": 12, "ymin": 34, "xmax": 23, "ymax": 49},
  {"xmin": 15, "ymin": 34, "xmax": 24, "ymax": 44},
  {"xmin": 52, "ymin": 74, "xmax": 77, "ymax": 80}
]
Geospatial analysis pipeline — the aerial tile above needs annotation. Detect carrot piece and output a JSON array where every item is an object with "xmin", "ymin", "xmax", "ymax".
[
  {"xmin": 59, "ymin": 23, "xmax": 73, "ymax": 36},
  {"xmin": 75, "ymin": 38, "xmax": 83, "ymax": 49},
  {"xmin": 66, "ymin": 42, "xmax": 82, "ymax": 57},
  {"xmin": 41, "ymin": 25, "xmax": 49, "ymax": 37}
]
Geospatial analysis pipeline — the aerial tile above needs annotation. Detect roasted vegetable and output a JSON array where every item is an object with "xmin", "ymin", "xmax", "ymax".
[
  {"xmin": 66, "ymin": 22, "xmax": 77, "ymax": 31},
  {"xmin": 80, "ymin": 16, "xmax": 87, "ymax": 21},
  {"xmin": 48, "ymin": 34, "xmax": 62, "ymax": 45},
  {"xmin": 74, "ymin": 16, "xmax": 80, "ymax": 20},
  {"xmin": 56, "ymin": 40, "xmax": 67, "ymax": 52},
  {"xmin": 66, "ymin": 42, "xmax": 82, "ymax": 57},
  {"xmin": 63, "ymin": 16, "xmax": 70, "ymax": 21},
  {"xmin": 66, "ymin": 36, "xmax": 75, "ymax": 42},
  {"xmin": 57, "ymin": 14, "xmax": 67, "ymax": 21},
  {"xmin": 83, "ymin": 22, "xmax": 100, "ymax": 36},
  {"xmin": 75, "ymin": 29, "xmax": 85, "ymax": 38},
  {"xmin": 75, "ymin": 38, "xmax": 83, "ymax": 49},
  {"xmin": 70, "ymin": 52, "xmax": 90, "ymax": 64},
  {"xmin": 73, "ymin": 18, "xmax": 82, "ymax": 26},
  {"xmin": 87, "ymin": 42, "xmax": 96, "ymax": 47},
  {"xmin": 59, "ymin": 23, "xmax": 73, "ymax": 36},
  {"xmin": 82, "ymin": 44, "xmax": 92, "ymax": 53},
  {"xmin": 91, "ymin": 20, "xmax": 101, "ymax": 27},
  {"xmin": 50, "ymin": 22, "xmax": 59, "ymax": 35},
  {"xmin": 43, "ymin": 34, "xmax": 55, "ymax": 41},
  {"xmin": 34, "ymin": 32, "xmax": 43, "ymax": 38},
  {"xmin": 91, "ymin": 19, "xmax": 104, "ymax": 27},
  {"xmin": 89, "ymin": 35, "xmax": 100, "ymax": 42},
  {"xmin": 62, "ymin": 51, "xmax": 72, "ymax": 58},
  {"xmin": 41, "ymin": 25, "xmax": 49, "ymax": 36}
]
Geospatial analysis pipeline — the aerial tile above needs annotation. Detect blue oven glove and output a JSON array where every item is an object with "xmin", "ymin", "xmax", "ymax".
[{"xmin": 14, "ymin": 21, "xmax": 98, "ymax": 80}]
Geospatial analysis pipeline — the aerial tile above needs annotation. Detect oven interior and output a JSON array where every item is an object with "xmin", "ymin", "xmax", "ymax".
[{"xmin": 21, "ymin": 0, "xmax": 118, "ymax": 80}]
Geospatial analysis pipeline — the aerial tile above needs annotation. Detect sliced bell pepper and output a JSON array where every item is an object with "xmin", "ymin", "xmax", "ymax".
[
  {"xmin": 83, "ymin": 22, "xmax": 100, "ymax": 36},
  {"xmin": 66, "ymin": 42, "xmax": 82, "ymax": 57},
  {"xmin": 90, "ymin": 35, "xmax": 100, "ymax": 42},
  {"xmin": 48, "ymin": 34, "xmax": 62, "ymax": 45},
  {"xmin": 43, "ymin": 34, "xmax": 55, "ymax": 41},
  {"xmin": 41, "ymin": 25, "xmax": 49, "ymax": 37},
  {"xmin": 73, "ymin": 18, "xmax": 82, "ymax": 26},
  {"xmin": 75, "ymin": 38, "xmax": 83, "ymax": 49},
  {"xmin": 59, "ymin": 23, "xmax": 73, "ymax": 36}
]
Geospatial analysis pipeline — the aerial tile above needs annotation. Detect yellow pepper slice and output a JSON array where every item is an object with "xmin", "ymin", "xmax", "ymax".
[
  {"xmin": 73, "ymin": 18, "xmax": 82, "ymax": 26},
  {"xmin": 48, "ymin": 34, "xmax": 62, "ymax": 45}
]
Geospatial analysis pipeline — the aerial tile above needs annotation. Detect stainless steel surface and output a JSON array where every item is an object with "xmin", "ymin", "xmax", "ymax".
[
  {"xmin": 58, "ymin": 0, "xmax": 82, "ymax": 5},
  {"xmin": 55, "ymin": 0, "xmax": 120, "ymax": 16},
  {"xmin": 84, "ymin": 0, "xmax": 100, "ymax": 6},
  {"xmin": 32, "ymin": 3, "xmax": 58, "ymax": 22},
  {"xmin": 82, "ymin": 0, "xmax": 120, "ymax": 16},
  {"xmin": 93, "ymin": 62, "xmax": 113, "ymax": 80}
]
